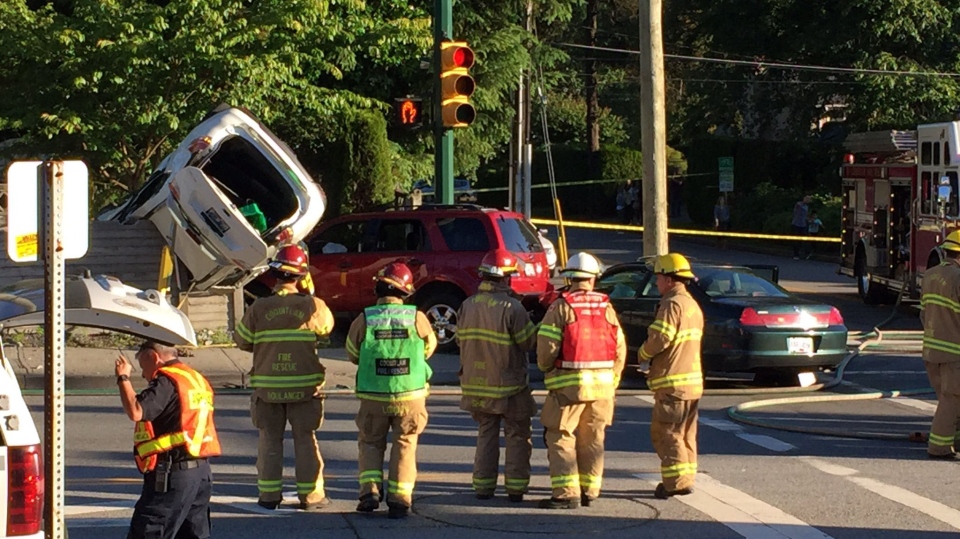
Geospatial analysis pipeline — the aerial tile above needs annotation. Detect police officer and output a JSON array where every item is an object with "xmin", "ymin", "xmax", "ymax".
[
  {"xmin": 115, "ymin": 340, "xmax": 221, "ymax": 539},
  {"xmin": 920, "ymin": 230, "xmax": 960, "ymax": 459},
  {"xmin": 537, "ymin": 252, "xmax": 626, "ymax": 509},
  {"xmin": 346, "ymin": 262, "xmax": 437, "ymax": 519},
  {"xmin": 234, "ymin": 244, "xmax": 335, "ymax": 510},
  {"xmin": 457, "ymin": 249, "xmax": 538, "ymax": 502},
  {"xmin": 639, "ymin": 253, "xmax": 703, "ymax": 499}
]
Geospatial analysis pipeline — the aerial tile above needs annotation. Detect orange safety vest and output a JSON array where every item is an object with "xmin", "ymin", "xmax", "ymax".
[
  {"xmin": 133, "ymin": 364, "xmax": 222, "ymax": 473},
  {"xmin": 557, "ymin": 290, "xmax": 618, "ymax": 370}
]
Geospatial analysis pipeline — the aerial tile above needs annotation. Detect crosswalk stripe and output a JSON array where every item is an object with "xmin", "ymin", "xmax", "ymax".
[
  {"xmin": 802, "ymin": 458, "xmax": 960, "ymax": 530},
  {"xmin": 887, "ymin": 397, "xmax": 937, "ymax": 413},
  {"xmin": 634, "ymin": 472, "xmax": 833, "ymax": 539}
]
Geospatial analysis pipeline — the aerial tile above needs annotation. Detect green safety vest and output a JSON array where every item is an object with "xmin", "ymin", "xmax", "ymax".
[{"xmin": 356, "ymin": 304, "xmax": 431, "ymax": 401}]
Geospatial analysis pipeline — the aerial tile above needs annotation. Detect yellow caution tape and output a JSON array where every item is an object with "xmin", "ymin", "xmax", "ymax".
[{"xmin": 530, "ymin": 218, "xmax": 841, "ymax": 243}]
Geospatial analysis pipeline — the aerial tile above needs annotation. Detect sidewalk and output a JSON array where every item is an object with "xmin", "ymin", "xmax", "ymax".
[{"xmin": 5, "ymin": 345, "xmax": 486, "ymax": 391}]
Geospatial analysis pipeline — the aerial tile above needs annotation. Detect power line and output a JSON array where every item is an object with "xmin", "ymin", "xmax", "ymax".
[{"xmin": 555, "ymin": 42, "xmax": 960, "ymax": 79}]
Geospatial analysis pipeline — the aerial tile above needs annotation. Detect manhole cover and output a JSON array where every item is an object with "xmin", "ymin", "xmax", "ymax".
[{"xmin": 414, "ymin": 492, "xmax": 658, "ymax": 534}]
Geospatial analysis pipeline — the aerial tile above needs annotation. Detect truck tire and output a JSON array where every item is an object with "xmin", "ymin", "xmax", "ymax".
[{"xmin": 418, "ymin": 291, "xmax": 463, "ymax": 353}]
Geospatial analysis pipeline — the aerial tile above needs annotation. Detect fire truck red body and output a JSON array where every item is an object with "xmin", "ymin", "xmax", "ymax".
[{"xmin": 839, "ymin": 122, "xmax": 960, "ymax": 302}]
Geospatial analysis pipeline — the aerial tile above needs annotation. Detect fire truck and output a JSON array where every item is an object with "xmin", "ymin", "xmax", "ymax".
[{"xmin": 839, "ymin": 121, "xmax": 960, "ymax": 303}]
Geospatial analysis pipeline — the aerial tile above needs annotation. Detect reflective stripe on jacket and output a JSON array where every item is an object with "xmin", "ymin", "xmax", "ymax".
[
  {"xmin": 536, "ymin": 281, "xmax": 627, "ymax": 403},
  {"xmin": 355, "ymin": 304, "xmax": 430, "ymax": 401},
  {"xmin": 557, "ymin": 290, "xmax": 618, "ymax": 370},
  {"xmin": 457, "ymin": 281, "xmax": 538, "ymax": 413},
  {"xmin": 639, "ymin": 286, "xmax": 704, "ymax": 400},
  {"xmin": 134, "ymin": 364, "xmax": 222, "ymax": 473},
  {"xmin": 234, "ymin": 289, "xmax": 333, "ymax": 403},
  {"xmin": 920, "ymin": 259, "xmax": 960, "ymax": 364}
]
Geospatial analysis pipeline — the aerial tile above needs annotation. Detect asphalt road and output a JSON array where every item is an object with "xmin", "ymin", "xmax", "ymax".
[{"xmin": 41, "ymin": 347, "xmax": 954, "ymax": 539}]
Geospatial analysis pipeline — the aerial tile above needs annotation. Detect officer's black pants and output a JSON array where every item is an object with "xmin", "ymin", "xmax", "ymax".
[{"xmin": 127, "ymin": 460, "xmax": 212, "ymax": 539}]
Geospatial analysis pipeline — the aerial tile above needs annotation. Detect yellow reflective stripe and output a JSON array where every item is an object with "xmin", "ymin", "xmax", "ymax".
[
  {"xmin": 356, "ymin": 388, "xmax": 429, "ymax": 402},
  {"xmin": 296, "ymin": 481, "xmax": 322, "ymax": 494},
  {"xmin": 550, "ymin": 475, "xmax": 580, "ymax": 487},
  {"xmin": 544, "ymin": 370, "xmax": 615, "ymax": 390},
  {"xmin": 249, "ymin": 373, "xmax": 325, "ymax": 388},
  {"xmin": 649, "ymin": 320, "xmax": 677, "ymax": 340},
  {"xmin": 137, "ymin": 431, "xmax": 187, "ymax": 457},
  {"xmin": 639, "ymin": 346, "xmax": 653, "ymax": 361},
  {"xmin": 461, "ymin": 384, "xmax": 524, "ymax": 398},
  {"xmin": 458, "ymin": 328, "xmax": 513, "ymax": 346},
  {"xmin": 648, "ymin": 371, "xmax": 703, "ymax": 390},
  {"xmin": 505, "ymin": 478, "xmax": 529, "ymax": 488},
  {"xmin": 359, "ymin": 470, "xmax": 383, "ymax": 484},
  {"xmin": 258, "ymin": 479, "xmax": 283, "ymax": 493},
  {"xmin": 661, "ymin": 462, "xmax": 698, "ymax": 478},
  {"xmin": 921, "ymin": 293, "xmax": 960, "ymax": 313},
  {"xmin": 928, "ymin": 432, "xmax": 956, "ymax": 446},
  {"xmin": 515, "ymin": 322, "xmax": 538, "ymax": 342},
  {"xmin": 579, "ymin": 474, "xmax": 602, "ymax": 488},
  {"xmin": 388, "ymin": 480, "xmax": 414, "ymax": 494},
  {"xmin": 161, "ymin": 366, "xmax": 212, "ymax": 454},
  {"xmin": 539, "ymin": 324, "xmax": 563, "ymax": 341},
  {"xmin": 345, "ymin": 339, "xmax": 359, "ymax": 357},
  {"xmin": 675, "ymin": 329, "xmax": 702, "ymax": 343},
  {"xmin": 922, "ymin": 336, "xmax": 960, "ymax": 356},
  {"xmin": 235, "ymin": 321, "xmax": 254, "ymax": 343},
  {"xmin": 472, "ymin": 477, "xmax": 497, "ymax": 488},
  {"xmin": 134, "ymin": 427, "xmax": 152, "ymax": 443}
]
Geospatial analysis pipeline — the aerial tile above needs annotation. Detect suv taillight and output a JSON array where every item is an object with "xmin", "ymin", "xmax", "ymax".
[{"xmin": 8, "ymin": 444, "xmax": 43, "ymax": 536}]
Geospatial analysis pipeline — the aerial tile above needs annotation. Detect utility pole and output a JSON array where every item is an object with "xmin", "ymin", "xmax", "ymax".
[
  {"xmin": 640, "ymin": 0, "xmax": 668, "ymax": 256},
  {"xmin": 433, "ymin": 0, "xmax": 454, "ymax": 204},
  {"xmin": 585, "ymin": 0, "xmax": 600, "ymax": 179},
  {"xmin": 519, "ymin": 0, "xmax": 533, "ymax": 219}
]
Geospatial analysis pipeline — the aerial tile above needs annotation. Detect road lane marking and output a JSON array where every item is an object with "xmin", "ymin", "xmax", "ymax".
[
  {"xmin": 801, "ymin": 458, "xmax": 960, "ymax": 530},
  {"xmin": 888, "ymin": 398, "xmax": 937, "ymax": 413},
  {"xmin": 634, "ymin": 472, "xmax": 833, "ymax": 539},
  {"xmin": 678, "ymin": 404, "xmax": 797, "ymax": 452},
  {"xmin": 65, "ymin": 500, "xmax": 131, "ymax": 516}
]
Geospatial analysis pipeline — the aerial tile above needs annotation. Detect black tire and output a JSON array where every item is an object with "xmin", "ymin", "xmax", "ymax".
[
  {"xmin": 418, "ymin": 291, "xmax": 463, "ymax": 353},
  {"xmin": 753, "ymin": 369, "xmax": 801, "ymax": 387}
]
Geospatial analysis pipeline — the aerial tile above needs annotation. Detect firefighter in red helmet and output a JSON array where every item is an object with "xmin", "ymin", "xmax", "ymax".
[
  {"xmin": 457, "ymin": 249, "xmax": 538, "ymax": 502},
  {"xmin": 233, "ymin": 244, "xmax": 335, "ymax": 510},
  {"xmin": 346, "ymin": 262, "xmax": 437, "ymax": 518}
]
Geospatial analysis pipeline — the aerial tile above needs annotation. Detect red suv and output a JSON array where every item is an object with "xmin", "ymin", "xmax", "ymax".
[{"xmin": 255, "ymin": 204, "xmax": 552, "ymax": 351}]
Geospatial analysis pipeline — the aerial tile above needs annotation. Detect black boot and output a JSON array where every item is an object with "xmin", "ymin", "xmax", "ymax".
[
  {"xmin": 538, "ymin": 497, "xmax": 580, "ymax": 509},
  {"xmin": 356, "ymin": 493, "xmax": 380, "ymax": 512},
  {"xmin": 654, "ymin": 483, "xmax": 693, "ymax": 499},
  {"xmin": 581, "ymin": 494, "xmax": 596, "ymax": 507},
  {"xmin": 387, "ymin": 502, "xmax": 410, "ymax": 519},
  {"xmin": 508, "ymin": 493, "xmax": 524, "ymax": 503}
]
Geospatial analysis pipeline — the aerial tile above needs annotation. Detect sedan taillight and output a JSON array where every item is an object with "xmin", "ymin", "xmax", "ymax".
[
  {"xmin": 827, "ymin": 307, "xmax": 844, "ymax": 326},
  {"xmin": 739, "ymin": 307, "xmax": 841, "ymax": 328},
  {"xmin": 8, "ymin": 444, "xmax": 43, "ymax": 536}
]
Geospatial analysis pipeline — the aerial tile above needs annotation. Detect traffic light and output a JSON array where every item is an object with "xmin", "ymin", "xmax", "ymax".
[
  {"xmin": 439, "ymin": 40, "xmax": 475, "ymax": 128},
  {"xmin": 394, "ymin": 97, "xmax": 423, "ymax": 129}
]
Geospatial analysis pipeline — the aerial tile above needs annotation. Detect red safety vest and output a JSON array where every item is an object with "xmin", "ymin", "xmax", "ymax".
[
  {"xmin": 556, "ymin": 290, "xmax": 618, "ymax": 369},
  {"xmin": 133, "ymin": 364, "xmax": 222, "ymax": 473}
]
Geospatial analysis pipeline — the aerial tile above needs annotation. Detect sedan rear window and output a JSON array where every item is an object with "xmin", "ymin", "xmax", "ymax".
[
  {"xmin": 497, "ymin": 217, "xmax": 544, "ymax": 253},
  {"xmin": 695, "ymin": 268, "xmax": 789, "ymax": 298}
]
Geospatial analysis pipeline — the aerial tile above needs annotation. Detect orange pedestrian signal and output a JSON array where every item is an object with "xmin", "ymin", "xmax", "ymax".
[
  {"xmin": 440, "ymin": 41, "xmax": 476, "ymax": 128},
  {"xmin": 394, "ymin": 97, "xmax": 423, "ymax": 129}
]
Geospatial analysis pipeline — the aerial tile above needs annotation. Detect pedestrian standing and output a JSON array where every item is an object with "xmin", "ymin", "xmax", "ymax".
[
  {"xmin": 624, "ymin": 181, "xmax": 637, "ymax": 225},
  {"xmin": 234, "ymin": 244, "xmax": 334, "ymax": 510},
  {"xmin": 638, "ymin": 253, "xmax": 704, "ymax": 499},
  {"xmin": 116, "ymin": 340, "xmax": 221, "ymax": 539},
  {"xmin": 457, "ymin": 250, "xmax": 539, "ymax": 502},
  {"xmin": 792, "ymin": 195, "xmax": 811, "ymax": 259},
  {"xmin": 713, "ymin": 196, "xmax": 731, "ymax": 248},
  {"xmin": 920, "ymin": 231, "xmax": 960, "ymax": 459},
  {"xmin": 346, "ymin": 262, "xmax": 437, "ymax": 518},
  {"xmin": 805, "ymin": 211, "xmax": 823, "ymax": 259},
  {"xmin": 616, "ymin": 186, "xmax": 627, "ymax": 224},
  {"xmin": 537, "ymin": 252, "xmax": 627, "ymax": 509}
]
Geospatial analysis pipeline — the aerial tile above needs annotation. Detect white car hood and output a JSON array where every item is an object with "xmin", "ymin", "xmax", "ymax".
[{"xmin": 0, "ymin": 275, "xmax": 196, "ymax": 346}]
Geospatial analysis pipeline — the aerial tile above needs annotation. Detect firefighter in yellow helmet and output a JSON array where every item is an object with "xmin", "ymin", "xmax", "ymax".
[
  {"xmin": 639, "ymin": 253, "xmax": 704, "ymax": 499},
  {"xmin": 233, "ymin": 244, "xmax": 334, "ymax": 510},
  {"xmin": 457, "ymin": 249, "xmax": 539, "ymax": 502},
  {"xmin": 920, "ymin": 230, "xmax": 960, "ymax": 459},
  {"xmin": 537, "ymin": 252, "xmax": 627, "ymax": 509},
  {"xmin": 346, "ymin": 262, "xmax": 437, "ymax": 518}
]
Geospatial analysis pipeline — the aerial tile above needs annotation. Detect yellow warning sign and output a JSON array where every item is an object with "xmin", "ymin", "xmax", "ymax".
[{"xmin": 15, "ymin": 233, "xmax": 37, "ymax": 259}]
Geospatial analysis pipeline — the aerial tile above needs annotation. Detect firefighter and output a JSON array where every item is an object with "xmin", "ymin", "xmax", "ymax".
[
  {"xmin": 920, "ymin": 230, "xmax": 960, "ymax": 459},
  {"xmin": 639, "ymin": 253, "xmax": 704, "ymax": 499},
  {"xmin": 233, "ymin": 244, "xmax": 335, "ymax": 510},
  {"xmin": 457, "ymin": 249, "xmax": 539, "ymax": 502},
  {"xmin": 346, "ymin": 262, "xmax": 437, "ymax": 519},
  {"xmin": 537, "ymin": 252, "xmax": 627, "ymax": 509},
  {"xmin": 115, "ymin": 340, "xmax": 221, "ymax": 539}
]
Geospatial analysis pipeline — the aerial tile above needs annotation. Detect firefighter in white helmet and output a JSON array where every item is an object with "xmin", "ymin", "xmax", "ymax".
[
  {"xmin": 639, "ymin": 253, "xmax": 704, "ymax": 498},
  {"xmin": 920, "ymin": 230, "xmax": 960, "ymax": 459},
  {"xmin": 457, "ymin": 249, "xmax": 539, "ymax": 502},
  {"xmin": 537, "ymin": 252, "xmax": 626, "ymax": 509}
]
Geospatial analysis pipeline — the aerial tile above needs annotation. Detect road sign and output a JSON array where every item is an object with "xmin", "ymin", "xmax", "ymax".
[
  {"xmin": 5, "ymin": 160, "xmax": 89, "ymax": 262},
  {"xmin": 719, "ymin": 157, "xmax": 734, "ymax": 193}
]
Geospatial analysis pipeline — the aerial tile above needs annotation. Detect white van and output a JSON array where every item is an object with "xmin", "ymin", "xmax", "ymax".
[{"xmin": 0, "ymin": 274, "xmax": 197, "ymax": 537}]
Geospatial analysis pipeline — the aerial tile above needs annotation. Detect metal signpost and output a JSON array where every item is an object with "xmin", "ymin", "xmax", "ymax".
[
  {"xmin": 5, "ymin": 159, "xmax": 89, "ymax": 539},
  {"xmin": 719, "ymin": 156, "xmax": 735, "ymax": 193}
]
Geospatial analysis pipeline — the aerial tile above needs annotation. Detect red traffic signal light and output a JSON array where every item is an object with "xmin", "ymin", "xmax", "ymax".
[
  {"xmin": 440, "ymin": 41, "xmax": 476, "ymax": 128},
  {"xmin": 394, "ymin": 97, "xmax": 423, "ymax": 129}
]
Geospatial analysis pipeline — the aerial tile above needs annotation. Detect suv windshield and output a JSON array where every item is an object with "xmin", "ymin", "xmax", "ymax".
[
  {"xmin": 497, "ymin": 217, "xmax": 543, "ymax": 253},
  {"xmin": 694, "ymin": 268, "xmax": 789, "ymax": 298}
]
